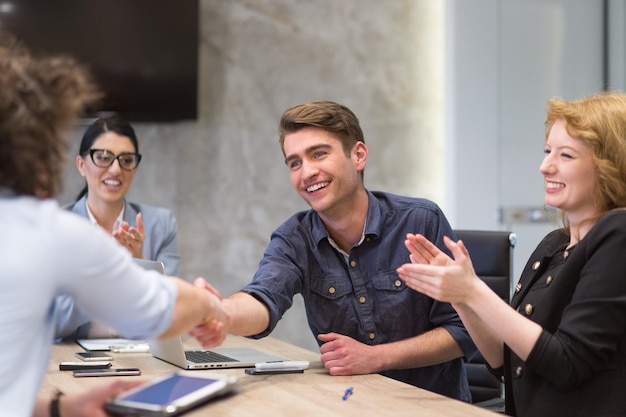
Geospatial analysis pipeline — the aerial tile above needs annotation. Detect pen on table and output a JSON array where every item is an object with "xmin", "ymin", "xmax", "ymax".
[{"xmin": 342, "ymin": 387, "xmax": 353, "ymax": 401}]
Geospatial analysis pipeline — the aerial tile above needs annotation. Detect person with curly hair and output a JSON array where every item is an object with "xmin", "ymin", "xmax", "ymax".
[{"xmin": 0, "ymin": 32, "xmax": 230, "ymax": 417}]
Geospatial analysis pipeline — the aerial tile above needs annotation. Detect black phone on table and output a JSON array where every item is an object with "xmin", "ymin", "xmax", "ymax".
[
  {"xmin": 75, "ymin": 351, "xmax": 113, "ymax": 361},
  {"xmin": 60, "ymin": 361, "xmax": 112, "ymax": 371}
]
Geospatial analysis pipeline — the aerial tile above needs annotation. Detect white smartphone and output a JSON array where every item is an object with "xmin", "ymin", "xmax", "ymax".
[
  {"xmin": 75, "ymin": 351, "xmax": 113, "ymax": 362},
  {"xmin": 59, "ymin": 361, "xmax": 112, "ymax": 371},
  {"xmin": 73, "ymin": 368, "xmax": 141, "ymax": 377},
  {"xmin": 245, "ymin": 368, "xmax": 304, "ymax": 375},
  {"xmin": 104, "ymin": 371, "xmax": 238, "ymax": 416}
]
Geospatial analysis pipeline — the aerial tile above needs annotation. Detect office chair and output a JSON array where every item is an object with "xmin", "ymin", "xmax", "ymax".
[{"xmin": 453, "ymin": 229, "xmax": 516, "ymax": 411}]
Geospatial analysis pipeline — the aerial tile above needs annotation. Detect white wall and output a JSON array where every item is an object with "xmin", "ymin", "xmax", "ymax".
[
  {"xmin": 446, "ymin": 0, "xmax": 604, "ymax": 282},
  {"xmin": 445, "ymin": 0, "xmax": 500, "ymax": 229}
]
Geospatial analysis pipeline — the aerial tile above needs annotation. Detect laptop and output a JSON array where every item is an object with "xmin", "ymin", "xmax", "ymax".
[
  {"xmin": 133, "ymin": 258, "xmax": 166, "ymax": 274},
  {"xmin": 132, "ymin": 258, "xmax": 286, "ymax": 369},
  {"xmin": 148, "ymin": 337, "xmax": 286, "ymax": 370}
]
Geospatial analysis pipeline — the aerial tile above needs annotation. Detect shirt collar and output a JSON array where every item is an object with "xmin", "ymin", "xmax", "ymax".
[
  {"xmin": 313, "ymin": 190, "xmax": 379, "ymax": 256},
  {"xmin": 85, "ymin": 199, "xmax": 125, "ymax": 231},
  {"xmin": 326, "ymin": 222, "xmax": 367, "ymax": 257}
]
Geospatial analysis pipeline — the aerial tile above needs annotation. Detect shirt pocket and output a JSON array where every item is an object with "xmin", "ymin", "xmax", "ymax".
[
  {"xmin": 371, "ymin": 272, "xmax": 406, "ymax": 292},
  {"xmin": 370, "ymin": 272, "xmax": 416, "ymax": 336},
  {"xmin": 310, "ymin": 276, "xmax": 353, "ymax": 300},
  {"xmin": 308, "ymin": 276, "xmax": 355, "ymax": 335}
]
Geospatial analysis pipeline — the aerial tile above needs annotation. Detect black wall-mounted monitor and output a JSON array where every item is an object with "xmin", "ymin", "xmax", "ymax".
[{"xmin": 0, "ymin": 0, "xmax": 199, "ymax": 122}]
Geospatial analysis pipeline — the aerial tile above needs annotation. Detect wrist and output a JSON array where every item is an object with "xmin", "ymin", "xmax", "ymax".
[
  {"xmin": 49, "ymin": 390, "xmax": 63, "ymax": 417},
  {"xmin": 462, "ymin": 277, "xmax": 498, "ymax": 314},
  {"xmin": 369, "ymin": 343, "xmax": 388, "ymax": 373}
]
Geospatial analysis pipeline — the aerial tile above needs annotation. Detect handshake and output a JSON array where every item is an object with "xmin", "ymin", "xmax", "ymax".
[
  {"xmin": 163, "ymin": 275, "xmax": 267, "ymax": 350},
  {"xmin": 189, "ymin": 277, "xmax": 232, "ymax": 348}
]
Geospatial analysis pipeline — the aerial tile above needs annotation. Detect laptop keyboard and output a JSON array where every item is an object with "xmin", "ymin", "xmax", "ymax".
[{"xmin": 185, "ymin": 350, "xmax": 238, "ymax": 364}]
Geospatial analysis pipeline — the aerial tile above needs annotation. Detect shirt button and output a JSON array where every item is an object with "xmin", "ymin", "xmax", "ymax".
[
  {"xmin": 515, "ymin": 282, "xmax": 522, "ymax": 293},
  {"xmin": 524, "ymin": 304, "xmax": 534, "ymax": 315},
  {"xmin": 394, "ymin": 280, "xmax": 402, "ymax": 287},
  {"xmin": 532, "ymin": 261, "xmax": 541, "ymax": 270},
  {"xmin": 514, "ymin": 366, "xmax": 523, "ymax": 378},
  {"xmin": 359, "ymin": 296, "xmax": 366, "ymax": 304},
  {"xmin": 350, "ymin": 260, "xmax": 357, "ymax": 267},
  {"xmin": 546, "ymin": 276, "xmax": 553, "ymax": 286},
  {"xmin": 328, "ymin": 287, "xmax": 336, "ymax": 295},
  {"xmin": 368, "ymin": 332, "xmax": 375, "ymax": 340}
]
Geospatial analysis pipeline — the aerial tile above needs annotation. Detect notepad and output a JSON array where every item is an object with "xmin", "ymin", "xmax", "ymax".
[{"xmin": 77, "ymin": 338, "xmax": 149, "ymax": 352}]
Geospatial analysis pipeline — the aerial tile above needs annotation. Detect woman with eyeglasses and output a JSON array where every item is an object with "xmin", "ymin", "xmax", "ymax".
[{"xmin": 56, "ymin": 115, "xmax": 180, "ymax": 340}]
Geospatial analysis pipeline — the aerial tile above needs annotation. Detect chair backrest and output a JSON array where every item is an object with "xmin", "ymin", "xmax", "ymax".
[{"xmin": 454, "ymin": 229, "xmax": 516, "ymax": 405}]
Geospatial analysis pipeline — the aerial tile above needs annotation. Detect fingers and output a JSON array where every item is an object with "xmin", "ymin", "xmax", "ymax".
[
  {"xmin": 126, "ymin": 227, "xmax": 143, "ymax": 242},
  {"xmin": 118, "ymin": 221, "xmax": 130, "ymax": 232},
  {"xmin": 189, "ymin": 320, "xmax": 227, "ymax": 348},
  {"xmin": 194, "ymin": 277, "xmax": 223, "ymax": 300},
  {"xmin": 317, "ymin": 333, "xmax": 340, "ymax": 354},
  {"xmin": 317, "ymin": 332, "xmax": 339, "ymax": 343},
  {"xmin": 443, "ymin": 236, "xmax": 474, "ymax": 269},
  {"xmin": 398, "ymin": 265, "xmax": 438, "ymax": 295},
  {"xmin": 112, "ymin": 220, "xmax": 144, "ymax": 258},
  {"xmin": 404, "ymin": 234, "xmax": 452, "ymax": 266},
  {"xmin": 72, "ymin": 378, "xmax": 146, "ymax": 416},
  {"xmin": 106, "ymin": 379, "xmax": 146, "ymax": 396},
  {"xmin": 136, "ymin": 212, "xmax": 145, "ymax": 236}
]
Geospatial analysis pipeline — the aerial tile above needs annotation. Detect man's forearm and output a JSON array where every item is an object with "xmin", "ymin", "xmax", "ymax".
[
  {"xmin": 374, "ymin": 327, "xmax": 464, "ymax": 372},
  {"xmin": 224, "ymin": 292, "xmax": 271, "ymax": 336}
]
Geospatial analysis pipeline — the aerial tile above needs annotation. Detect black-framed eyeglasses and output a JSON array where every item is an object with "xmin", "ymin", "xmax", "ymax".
[{"xmin": 87, "ymin": 149, "xmax": 142, "ymax": 171}]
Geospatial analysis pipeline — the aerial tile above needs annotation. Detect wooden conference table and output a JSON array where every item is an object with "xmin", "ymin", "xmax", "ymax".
[{"xmin": 43, "ymin": 335, "xmax": 498, "ymax": 417}]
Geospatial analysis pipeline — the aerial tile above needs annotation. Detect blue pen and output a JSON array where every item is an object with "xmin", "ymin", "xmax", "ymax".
[{"xmin": 342, "ymin": 386, "xmax": 353, "ymax": 401}]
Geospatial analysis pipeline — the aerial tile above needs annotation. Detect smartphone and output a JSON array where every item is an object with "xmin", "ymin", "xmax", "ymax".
[
  {"xmin": 75, "ymin": 351, "xmax": 113, "ymax": 362},
  {"xmin": 73, "ymin": 368, "xmax": 141, "ymax": 378},
  {"xmin": 59, "ymin": 361, "xmax": 112, "ymax": 371},
  {"xmin": 244, "ymin": 368, "xmax": 304, "ymax": 375}
]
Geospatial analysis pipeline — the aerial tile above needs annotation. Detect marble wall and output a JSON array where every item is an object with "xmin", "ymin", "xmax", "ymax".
[{"xmin": 58, "ymin": 0, "xmax": 445, "ymax": 352}]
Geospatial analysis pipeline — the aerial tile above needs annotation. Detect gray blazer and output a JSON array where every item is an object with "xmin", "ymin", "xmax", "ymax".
[
  {"xmin": 65, "ymin": 195, "xmax": 179, "ymax": 275},
  {"xmin": 55, "ymin": 196, "xmax": 180, "ymax": 340}
]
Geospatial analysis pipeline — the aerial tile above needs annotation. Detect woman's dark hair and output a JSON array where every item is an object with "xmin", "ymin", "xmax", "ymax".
[{"xmin": 76, "ymin": 114, "xmax": 139, "ymax": 200}]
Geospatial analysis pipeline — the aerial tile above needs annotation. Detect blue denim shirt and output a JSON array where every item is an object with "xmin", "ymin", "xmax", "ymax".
[{"xmin": 242, "ymin": 191, "xmax": 476, "ymax": 401}]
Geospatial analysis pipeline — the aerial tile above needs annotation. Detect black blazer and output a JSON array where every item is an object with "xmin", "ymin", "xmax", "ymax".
[{"xmin": 504, "ymin": 209, "xmax": 626, "ymax": 417}]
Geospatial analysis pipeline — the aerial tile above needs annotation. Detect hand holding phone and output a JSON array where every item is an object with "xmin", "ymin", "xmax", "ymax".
[{"xmin": 104, "ymin": 372, "xmax": 237, "ymax": 416}]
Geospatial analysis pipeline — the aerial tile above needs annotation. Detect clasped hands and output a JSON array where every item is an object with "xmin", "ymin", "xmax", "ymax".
[
  {"xmin": 396, "ymin": 234, "xmax": 480, "ymax": 306},
  {"xmin": 189, "ymin": 278, "xmax": 231, "ymax": 348}
]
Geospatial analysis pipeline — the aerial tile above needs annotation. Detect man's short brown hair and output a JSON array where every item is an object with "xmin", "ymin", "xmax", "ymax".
[{"xmin": 278, "ymin": 101, "xmax": 365, "ymax": 157}]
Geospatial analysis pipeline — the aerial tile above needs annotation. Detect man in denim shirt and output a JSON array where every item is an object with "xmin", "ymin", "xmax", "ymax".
[{"xmin": 193, "ymin": 101, "xmax": 476, "ymax": 401}]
